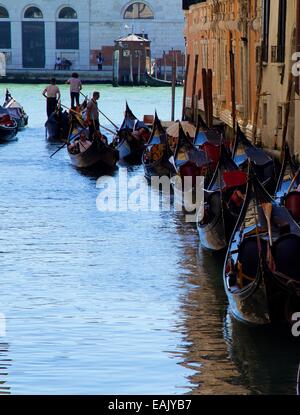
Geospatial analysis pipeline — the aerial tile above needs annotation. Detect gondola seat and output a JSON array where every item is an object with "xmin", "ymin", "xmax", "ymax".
[
  {"xmin": 237, "ymin": 237, "xmax": 267, "ymax": 286},
  {"xmin": 284, "ymin": 192, "xmax": 300, "ymax": 223},
  {"xmin": 201, "ymin": 142, "xmax": 220, "ymax": 164},
  {"xmin": 272, "ymin": 234, "xmax": 300, "ymax": 281}
]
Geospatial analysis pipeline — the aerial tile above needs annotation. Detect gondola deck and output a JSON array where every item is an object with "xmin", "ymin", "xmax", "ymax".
[
  {"xmin": 224, "ymin": 172, "xmax": 300, "ymax": 325},
  {"xmin": 67, "ymin": 127, "xmax": 118, "ymax": 171},
  {"xmin": 197, "ymin": 146, "xmax": 247, "ymax": 251},
  {"xmin": 142, "ymin": 112, "xmax": 175, "ymax": 180}
]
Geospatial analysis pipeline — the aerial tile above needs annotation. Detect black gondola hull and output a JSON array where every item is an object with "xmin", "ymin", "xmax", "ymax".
[
  {"xmin": 225, "ymin": 270, "xmax": 271, "ymax": 325},
  {"xmin": 0, "ymin": 123, "xmax": 18, "ymax": 142},
  {"xmin": 68, "ymin": 139, "xmax": 119, "ymax": 171},
  {"xmin": 116, "ymin": 137, "xmax": 145, "ymax": 164},
  {"xmin": 143, "ymin": 158, "xmax": 175, "ymax": 180}
]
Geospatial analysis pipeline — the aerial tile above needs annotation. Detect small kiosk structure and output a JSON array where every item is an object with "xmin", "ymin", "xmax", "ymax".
[{"xmin": 113, "ymin": 34, "xmax": 151, "ymax": 86}]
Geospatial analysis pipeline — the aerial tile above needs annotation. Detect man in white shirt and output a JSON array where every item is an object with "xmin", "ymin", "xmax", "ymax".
[
  {"xmin": 66, "ymin": 72, "xmax": 82, "ymax": 110},
  {"xmin": 55, "ymin": 57, "xmax": 61, "ymax": 70},
  {"xmin": 42, "ymin": 78, "xmax": 61, "ymax": 118}
]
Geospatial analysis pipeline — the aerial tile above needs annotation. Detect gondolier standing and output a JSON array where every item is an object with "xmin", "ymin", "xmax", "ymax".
[
  {"xmin": 86, "ymin": 91, "xmax": 100, "ymax": 139},
  {"xmin": 42, "ymin": 78, "xmax": 61, "ymax": 118},
  {"xmin": 66, "ymin": 72, "xmax": 82, "ymax": 110}
]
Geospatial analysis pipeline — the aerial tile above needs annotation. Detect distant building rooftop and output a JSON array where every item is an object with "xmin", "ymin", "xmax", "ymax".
[{"xmin": 116, "ymin": 34, "xmax": 151, "ymax": 43}]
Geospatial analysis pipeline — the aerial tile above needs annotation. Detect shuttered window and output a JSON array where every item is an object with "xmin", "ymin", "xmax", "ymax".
[
  {"xmin": 0, "ymin": 22, "xmax": 11, "ymax": 48},
  {"xmin": 56, "ymin": 22, "xmax": 79, "ymax": 49}
]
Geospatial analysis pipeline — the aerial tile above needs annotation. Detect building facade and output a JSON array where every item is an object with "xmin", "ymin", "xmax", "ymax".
[
  {"xmin": 183, "ymin": 0, "xmax": 300, "ymax": 157},
  {"xmin": 0, "ymin": 0, "xmax": 184, "ymax": 71}
]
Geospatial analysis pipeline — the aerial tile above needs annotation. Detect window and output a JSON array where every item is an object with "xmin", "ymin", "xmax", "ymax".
[
  {"xmin": 56, "ymin": 22, "xmax": 79, "ymax": 49},
  {"xmin": 0, "ymin": 7, "xmax": 10, "ymax": 48},
  {"xmin": 56, "ymin": 7, "xmax": 79, "ymax": 50},
  {"xmin": 124, "ymin": 2, "xmax": 154, "ymax": 19},
  {"xmin": 263, "ymin": 103, "xmax": 268, "ymax": 126},
  {"xmin": 58, "ymin": 7, "xmax": 77, "ymax": 19},
  {"xmin": 262, "ymin": 0, "xmax": 270, "ymax": 62},
  {"xmin": 0, "ymin": 6, "xmax": 9, "ymax": 18},
  {"xmin": 277, "ymin": 106, "xmax": 283, "ymax": 129},
  {"xmin": 0, "ymin": 22, "xmax": 11, "ymax": 48},
  {"xmin": 24, "ymin": 6, "xmax": 43, "ymax": 19},
  {"xmin": 277, "ymin": 0, "xmax": 287, "ymax": 62}
]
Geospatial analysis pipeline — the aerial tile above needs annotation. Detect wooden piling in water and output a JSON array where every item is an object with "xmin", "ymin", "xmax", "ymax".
[{"xmin": 171, "ymin": 51, "xmax": 177, "ymax": 121}]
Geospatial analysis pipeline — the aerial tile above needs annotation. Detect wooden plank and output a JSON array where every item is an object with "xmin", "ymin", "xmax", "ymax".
[
  {"xmin": 182, "ymin": 54, "xmax": 190, "ymax": 120},
  {"xmin": 207, "ymin": 68, "xmax": 213, "ymax": 128},
  {"xmin": 202, "ymin": 68, "xmax": 209, "ymax": 126},
  {"xmin": 229, "ymin": 32, "xmax": 236, "ymax": 134}
]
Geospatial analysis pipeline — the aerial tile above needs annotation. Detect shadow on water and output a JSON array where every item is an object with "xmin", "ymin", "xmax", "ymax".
[
  {"xmin": 224, "ymin": 315, "xmax": 300, "ymax": 395},
  {"xmin": 171, "ymin": 214, "xmax": 300, "ymax": 395},
  {"xmin": 0, "ymin": 342, "xmax": 11, "ymax": 395}
]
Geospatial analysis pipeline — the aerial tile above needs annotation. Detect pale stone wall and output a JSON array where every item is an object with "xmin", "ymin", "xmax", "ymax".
[
  {"xmin": 0, "ymin": 0, "xmax": 184, "ymax": 70},
  {"xmin": 260, "ymin": 0, "xmax": 299, "ymax": 156}
]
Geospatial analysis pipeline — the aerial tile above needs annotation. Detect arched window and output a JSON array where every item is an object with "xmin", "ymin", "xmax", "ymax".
[
  {"xmin": 0, "ymin": 6, "xmax": 9, "ymax": 18},
  {"xmin": 124, "ymin": 2, "xmax": 154, "ymax": 19},
  {"xmin": 24, "ymin": 6, "xmax": 43, "ymax": 19},
  {"xmin": 58, "ymin": 7, "xmax": 77, "ymax": 19},
  {"xmin": 56, "ymin": 7, "xmax": 79, "ymax": 49},
  {"xmin": 0, "ymin": 6, "xmax": 10, "ymax": 48}
]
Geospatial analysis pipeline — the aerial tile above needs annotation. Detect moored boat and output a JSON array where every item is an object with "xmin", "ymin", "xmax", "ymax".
[
  {"xmin": 193, "ymin": 115, "xmax": 224, "ymax": 181},
  {"xmin": 197, "ymin": 145, "xmax": 247, "ymax": 251},
  {"xmin": 113, "ymin": 103, "xmax": 150, "ymax": 164},
  {"xmin": 275, "ymin": 144, "xmax": 300, "ymax": 223},
  {"xmin": 142, "ymin": 112, "xmax": 175, "ymax": 180},
  {"xmin": 144, "ymin": 72, "xmax": 183, "ymax": 87},
  {"xmin": 223, "ymin": 171, "xmax": 300, "ymax": 326},
  {"xmin": 232, "ymin": 125, "xmax": 276, "ymax": 192},
  {"xmin": 171, "ymin": 122, "xmax": 209, "ymax": 212},
  {"xmin": 45, "ymin": 109, "xmax": 70, "ymax": 142},
  {"xmin": 67, "ymin": 126, "xmax": 118, "ymax": 171},
  {"xmin": 3, "ymin": 89, "xmax": 28, "ymax": 130},
  {"xmin": 0, "ymin": 109, "xmax": 18, "ymax": 143}
]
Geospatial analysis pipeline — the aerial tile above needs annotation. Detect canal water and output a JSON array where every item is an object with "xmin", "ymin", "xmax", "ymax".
[{"xmin": 0, "ymin": 84, "xmax": 299, "ymax": 395}]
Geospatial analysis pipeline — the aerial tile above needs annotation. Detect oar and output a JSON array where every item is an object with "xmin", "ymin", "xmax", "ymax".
[
  {"xmin": 60, "ymin": 102, "xmax": 117, "ymax": 136},
  {"xmin": 80, "ymin": 91, "xmax": 119, "ymax": 130},
  {"xmin": 287, "ymin": 167, "xmax": 300, "ymax": 194},
  {"xmin": 50, "ymin": 141, "xmax": 69, "ymax": 158},
  {"xmin": 262, "ymin": 202, "xmax": 273, "ymax": 246},
  {"xmin": 50, "ymin": 122, "xmax": 73, "ymax": 158}
]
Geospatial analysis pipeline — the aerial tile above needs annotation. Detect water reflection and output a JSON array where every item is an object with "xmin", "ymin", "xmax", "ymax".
[
  {"xmin": 172, "ymin": 214, "xmax": 300, "ymax": 394},
  {"xmin": 224, "ymin": 315, "xmax": 300, "ymax": 395},
  {"xmin": 0, "ymin": 342, "xmax": 11, "ymax": 395},
  {"xmin": 173, "ymin": 217, "xmax": 248, "ymax": 394}
]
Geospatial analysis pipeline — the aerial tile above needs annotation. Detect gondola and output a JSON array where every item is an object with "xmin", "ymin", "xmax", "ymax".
[
  {"xmin": 0, "ymin": 108, "xmax": 18, "ymax": 143},
  {"xmin": 170, "ymin": 123, "xmax": 209, "ymax": 211},
  {"xmin": 193, "ymin": 114, "xmax": 224, "ymax": 181},
  {"xmin": 113, "ymin": 103, "xmax": 150, "ymax": 163},
  {"xmin": 275, "ymin": 144, "xmax": 300, "ymax": 223},
  {"xmin": 142, "ymin": 112, "xmax": 175, "ymax": 180},
  {"xmin": 224, "ymin": 170, "xmax": 300, "ymax": 326},
  {"xmin": 67, "ymin": 126, "xmax": 119, "ymax": 171},
  {"xmin": 3, "ymin": 90, "xmax": 28, "ymax": 130},
  {"xmin": 45, "ymin": 109, "xmax": 70, "ymax": 142},
  {"xmin": 197, "ymin": 145, "xmax": 247, "ymax": 251},
  {"xmin": 144, "ymin": 72, "xmax": 183, "ymax": 87},
  {"xmin": 232, "ymin": 124, "xmax": 276, "ymax": 192}
]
